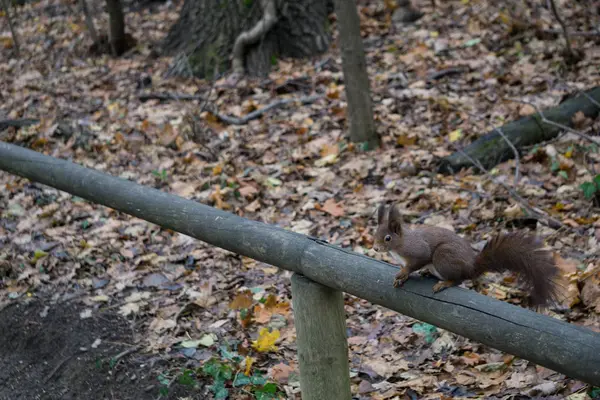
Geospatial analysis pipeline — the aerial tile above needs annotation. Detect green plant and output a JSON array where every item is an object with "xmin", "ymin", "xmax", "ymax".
[
  {"xmin": 152, "ymin": 169, "xmax": 168, "ymax": 182},
  {"xmin": 580, "ymin": 174, "xmax": 600, "ymax": 200}
]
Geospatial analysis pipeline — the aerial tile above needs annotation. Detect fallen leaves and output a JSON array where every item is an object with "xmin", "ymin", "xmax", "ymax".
[{"xmin": 252, "ymin": 328, "xmax": 280, "ymax": 352}]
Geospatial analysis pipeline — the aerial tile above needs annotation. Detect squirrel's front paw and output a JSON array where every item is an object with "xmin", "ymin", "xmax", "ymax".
[{"xmin": 393, "ymin": 269, "xmax": 410, "ymax": 288}]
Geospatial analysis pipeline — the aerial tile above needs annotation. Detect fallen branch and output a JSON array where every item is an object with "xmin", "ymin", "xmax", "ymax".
[
  {"xmin": 138, "ymin": 92, "xmax": 204, "ymax": 102},
  {"xmin": 427, "ymin": 66, "xmax": 468, "ymax": 82},
  {"xmin": 0, "ymin": 119, "xmax": 40, "ymax": 131},
  {"xmin": 505, "ymin": 97, "xmax": 600, "ymax": 146},
  {"xmin": 231, "ymin": 0, "xmax": 278, "ymax": 75},
  {"xmin": 439, "ymin": 86, "xmax": 600, "ymax": 173},
  {"xmin": 211, "ymin": 94, "xmax": 324, "ymax": 125}
]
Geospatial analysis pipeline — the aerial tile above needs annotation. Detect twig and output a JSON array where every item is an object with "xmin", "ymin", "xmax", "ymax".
[
  {"xmin": 578, "ymin": 89, "xmax": 600, "ymax": 110},
  {"xmin": 111, "ymin": 345, "xmax": 141, "ymax": 363},
  {"xmin": 440, "ymin": 134, "xmax": 575, "ymax": 233},
  {"xmin": 211, "ymin": 94, "xmax": 324, "ymax": 125},
  {"xmin": 1, "ymin": 0, "xmax": 21, "ymax": 58},
  {"xmin": 464, "ymin": 110, "xmax": 521, "ymax": 185},
  {"xmin": 45, "ymin": 350, "xmax": 85, "ymax": 383},
  {"xmin": 427, "ymin": 66, "xmax": 468, "ymax": 82},
  {"xmin": 547, "ymin": 0, "xmax": 575, "ymax": 59},
  {"xmin": 139, "ymin": 92, "xmax": 204, "ymax": 102},
  {"xmin": 543, "ymin": 29, "xmax": 600, "ymax": 38},
  {"xmin": 504, "ymin": 97, "xmax": 600, "ymax": 145}
]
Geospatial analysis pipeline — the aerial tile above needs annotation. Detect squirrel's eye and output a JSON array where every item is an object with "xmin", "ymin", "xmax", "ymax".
[{"xmin": 384, "ymin": 235, "xmax": 391, "ymax": 242}]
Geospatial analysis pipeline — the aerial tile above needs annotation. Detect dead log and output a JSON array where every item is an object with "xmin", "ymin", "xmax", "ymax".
[{"xmin": 438, "ymin": 86, "xmax": 600, "ymax": 174}]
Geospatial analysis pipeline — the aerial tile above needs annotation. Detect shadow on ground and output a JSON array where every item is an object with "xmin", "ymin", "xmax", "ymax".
[{"xmin": 0, "ymin": 298, "xmax": 201, "ymax": 400}]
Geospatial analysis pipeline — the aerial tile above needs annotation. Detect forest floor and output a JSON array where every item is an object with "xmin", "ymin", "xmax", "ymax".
[{"xmin": 1, "ymin": 0, "xmax": 600, "ymax": 399}]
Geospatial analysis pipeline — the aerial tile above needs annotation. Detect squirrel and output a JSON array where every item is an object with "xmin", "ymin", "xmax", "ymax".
[{"xmin": 372, "ymin": 202, "xmax": 560, "ymax": 308}]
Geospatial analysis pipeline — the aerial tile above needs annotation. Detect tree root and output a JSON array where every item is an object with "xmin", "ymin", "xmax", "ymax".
[{"xmin": 231, "ymin": 0, "xmax": 278, "ymax": 75}]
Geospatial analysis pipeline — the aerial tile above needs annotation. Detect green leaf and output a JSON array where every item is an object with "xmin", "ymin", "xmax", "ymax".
[
  {"xmin": 580, "ymin": 182, "xmax": 598, "ymax": 199},
  {"xmin": 558, "ymin": 170, "xmax": 568, "ymax": 180},
  {"xmin": 233, "ymin": 374, "xmax": 251, "ymax": 387},
  {"xmin": 214, "ymin": 386, "xmax": 229, "ymax": 399},
  {"xmin": 178, "ymin": 369, "xmax": 196, "ymax": 386},
  {"xmin": 412, "ymin": 322, "xmax": 438, "ymax": 343},
  {"xmin": 463, "ymin": 38, "xmax": 481, "ymax": 47},
  {"xmin": 33, "ymin": 249, "xmax": 48, "ymax": 262},
  {"xmin": 594, "ymin": 174, "xmax": 600, "ymax": 188},
  {"xmin": 159, "ymin": 386, "xmax": 169, "ymax": 396},
  {"xmin": 259, "ymin": 383, "xmax": 277, "ymax": 393},
  {"xmin": 157, "ymin": 373, "xmax": 170, "ymax": 386},
  {"xmin": 250, "ymin": 375, "xmax": 267, "ymax": 386}
]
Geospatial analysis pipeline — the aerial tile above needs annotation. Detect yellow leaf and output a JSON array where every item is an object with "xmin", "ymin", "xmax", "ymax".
[
  {"xmin": 565, "ymin": 148, "xmax": 573, "ymax": 158},
  {"xmin": 212, "ymin": 164, "xmax": 223, "ymax": 176},
  {"xmin": 252, "ymin": 328, "xmax": 280, "ymax": 352},
  {"xmin": 244, "ymin": 356, "xmax": 255, "ymax": 376},
  {"xmin": 448, "ymin": 129, "xmax": 463, "ymax": 142}
]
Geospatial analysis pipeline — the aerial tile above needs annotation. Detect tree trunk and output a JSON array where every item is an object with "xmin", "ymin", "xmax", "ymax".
[
  {"xmin": 163, "ymin": 0, "xmax": 333, "ymax": 79},
  {"xmin": 333, "ymin": 0, "xmax": 379, "ymax": 149},
  {"xmin": 106, "ymin": 0, "xmax": 127, "ymax": 56}
]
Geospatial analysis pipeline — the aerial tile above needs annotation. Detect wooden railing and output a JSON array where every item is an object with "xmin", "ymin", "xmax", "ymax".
[{"xmin": 1, "ymin": 140, "xmax": 599, "ymax": 398}]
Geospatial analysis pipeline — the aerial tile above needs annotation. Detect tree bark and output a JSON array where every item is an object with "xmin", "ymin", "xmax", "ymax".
[
  {"xmin": 332, "ymin": 0, "xmax": 379, "ymax": 149},
  {"xmin": 2, "ymin": 0, "xmax": 21, "ymax": 58},
  {"xmin": 438, "ymin": 86, "xmax": 600, "ymax": 174},
  {"xmin": 163, "ymin": 0, "xmax": 332, "ymax": 78},
  {"xmin": 106, "ymin": 0, "xmax": 127, "ymax": 56},
  {"xmin": 79, "ymin": 0, "xmax": 99, "ymax": 45}
]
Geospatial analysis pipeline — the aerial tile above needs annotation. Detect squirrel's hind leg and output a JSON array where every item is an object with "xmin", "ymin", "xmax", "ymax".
[
  {"xmin": 430, "ymin": 244, "xmax": 472, "ymax": 293},
  {"xmin": 432, "ymin": 280, "xmax": 456, "ymax": 293}
]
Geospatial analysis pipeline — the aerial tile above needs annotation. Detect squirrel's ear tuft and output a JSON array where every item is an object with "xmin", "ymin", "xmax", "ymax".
[
  {"xmin": 376, "ymin": 203, "xmax": 387, "ymax": 225},
  {"xmin": 388, "ymin": 203, "xmax": 402, "ymax": 234}
]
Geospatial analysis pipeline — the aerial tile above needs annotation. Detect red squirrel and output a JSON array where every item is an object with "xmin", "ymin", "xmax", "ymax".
[{"xmin": 373, "ymin": 203, "xmax": 560, "ymax": 308}]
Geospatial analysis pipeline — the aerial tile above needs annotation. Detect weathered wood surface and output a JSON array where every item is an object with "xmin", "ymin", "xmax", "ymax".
[
  {"xmin": 1, "ymin": 140, "xmax": 600, "ymax": 385},
  {"xmin": 439, "ymin": 86, "xmax": 600, "ymax": 173},
  {"xmin": 291, "ymin": 274, "xmax": 351, "ymax": 400}
]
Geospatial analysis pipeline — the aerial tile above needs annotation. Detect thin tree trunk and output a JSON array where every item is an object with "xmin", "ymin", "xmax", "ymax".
[
  {"xmin": 332, "ymin": 0, "xmax": 379, "ymax": 149},
  {"xmin": 79, "ymin": 0, "xmax": 99, "ymax": 45},
  {"xmin": 2, "ymin": 0, "xmax": 21, "ymax": 58},
  {"xmin": 106, "ymin": 0, "xmax": 126, "ymax": 56}
]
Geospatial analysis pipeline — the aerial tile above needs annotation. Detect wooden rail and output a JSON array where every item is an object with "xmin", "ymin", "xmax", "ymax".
[{"xmin": 1, "ymin": 140, "xmax": 600, "ymax": 397}]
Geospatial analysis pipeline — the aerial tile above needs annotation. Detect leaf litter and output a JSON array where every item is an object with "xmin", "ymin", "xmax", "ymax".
[{"xmin": 1, "ymin": 0, "xmax": 600, "ymax": 399}]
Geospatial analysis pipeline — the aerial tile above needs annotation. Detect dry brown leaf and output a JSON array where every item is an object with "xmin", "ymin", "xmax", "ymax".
[
  {"xmin": 319, "ymin": 198, "xmax": 345, "ymax": 217},
  {"xmin": 268, "ymin": 362, "xmax": 296, "ymax": 383},
  {"xmin": 229, "ymin": 290, "xmax": 254, "ymax": 310}
]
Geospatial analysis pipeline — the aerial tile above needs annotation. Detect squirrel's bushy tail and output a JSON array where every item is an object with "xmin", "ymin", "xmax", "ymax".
[{"xmin": 473, "ymin": 232, "xmax": 559, "ymax": 308}]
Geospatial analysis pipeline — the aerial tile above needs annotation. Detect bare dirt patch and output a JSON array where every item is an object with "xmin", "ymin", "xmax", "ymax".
[{"xmin": 0, "ymin": 298, "xmax": 200, "ymax": 400}]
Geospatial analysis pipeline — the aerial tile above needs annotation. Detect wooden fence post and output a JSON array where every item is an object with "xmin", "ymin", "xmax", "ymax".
[{"xmin": 291, "ymin": 273, "xmax": 352, "ymax": 400}]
